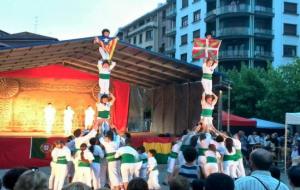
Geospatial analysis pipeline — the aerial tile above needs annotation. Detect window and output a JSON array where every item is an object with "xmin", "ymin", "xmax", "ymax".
[
  {"xmin": 193, "ymin": 0, "xmax": 200, "ymax": 3},
  {"xmin": 162, "ymin": 10, "xmax": 166, "ymax": 19},
  {"xmin": 145, "ymin": 46, "xmax": 153, "ymax": 51},
  {"xmin": 180, "ymin": 53, "xmax": 188, "ymax": 61},
  {"xmin": 146, "ymin": 30, "xmax": 153, "ymax": 41},
  {"xmin": 162, "ymin": 27, "xmax": 166, "ymax": 36},
  {"xmin": 193, "ymin": 30, "xmax": 200, "ymax": 39},
  {"xmin": 284, "ymin": 2, "xmax": 298, "ymax": 15},
  {"xmin": 181, "ymin": 15, "xmax": 188, "ymax": 27},
  {"xmin": 181, "ymin": 34, "xmax": 188, "ymax": 45},
  {"xmin": 284, "ymin": 23, "xmax": 297, "ymax": 36},
  {"xmin": 133, "ymin": 36, "xmax": 137, "ymax": 44},
  {"xmin": 283, "ymin": 45, "xmax": 297, "ymax": 57},
  {"xmin": 139, "ymin": 34, "xmax": 143, "ymax": 44},
  {"xmin": 182, "ymin": 0, "xmax": 188, "ymax": 8},
  {"xmin": 193, "ymin": 10, "xmax": 201, "ymax": 22}
]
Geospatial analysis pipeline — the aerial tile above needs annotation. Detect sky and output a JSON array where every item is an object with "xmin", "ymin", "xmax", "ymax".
[{"xmin": 0, "ymin": 0, "xmax": 166, "ymax": 40}]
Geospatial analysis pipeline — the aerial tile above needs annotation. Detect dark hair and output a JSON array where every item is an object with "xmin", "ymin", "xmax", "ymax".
[
  {"xmin": 102, "ymin": 28, "xmax": 110, "ymax": 35},
  {"xmin": 73, "ymin": 129, "xmax": 81, "ymax": 137},
  {"xmin": 67, "ymin": 135, "xmax": 74, "ymax": 142},
  {"xmin": 190, "ymin": 135, "xmax": 199, "ymax": 147},
  {"xmin": 124, "ymin": 132, "xmax": 131, "ymax": 139},
  {"xmin": 250, "ymin": 148, "xmax": 273, "ymax": 170},
  {"xmin": 102, "ymin": 59, "xmax": 110, "ymax": 65},
  {"xmin": 205, "ymin": 173, "xmax": 234, "ymax": 190},
  {"xmin": 215, "ymin": 135, "xmax": 224, "ymax": 142},
  {"xmin": 2, "ymin": 168, "xmax": 29, "ymax": 189},
  {"xmin": 205, "ymin": 31, "xmax": 212, "ymax": 37},
  {"xmin": 127, "ymin": 177, "xmax": 149, "ymax": 190},
  {"xmin": 225, "ymin": 138, "xmax": 234, "ymax": 153},
  {"xmin": 89, "ymin": 137, "xmax": 97, "ymax": 154},
  {"xmin": 288, "ymin": 166, "xmax": 300, "ymax": 187},
  {"xmin": 149, "ymin": 149, "xmax": 156, "ymax": 156},
  {"xmin": 183, "ymin": 146, "xmax": 197, "ymax": 163},
  {"xmin": 105, "ymin": 130, "xmax": 114, "ymax": 141},
  {"xmin": 269, "ymin": 166, "xmax": 281, "ymax": 180},
  {"xmin": 182, "ymin": 129, "xmax": 188, "ymax": 136},
  {"xmin": 199, "ymin": 133, "xmax": 206, "ymax": 141},
  {"xmin": 137, "ymin": 146, "xmax": 146, "ymax": 153},
  {"xmin": 208, "ymin": 144, "xmax": 216, "ymax": 152},
  {"xmin": 169, "ymin": 176, "xmax": 190, "ymax": 190},
  {"xmin": 101, "ymin": 94, "xmax": 109, "ymax": 100},
  {"xmin": 191, "ymin": 179, "xmax": 205, "ymax": 190},
  {"xmin": 80, "ymin": 143, "xmax": 87, "ymax": 148}
]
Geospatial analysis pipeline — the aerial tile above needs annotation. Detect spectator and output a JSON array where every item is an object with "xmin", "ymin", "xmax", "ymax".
[
  {"xmin": 191, "ymin": 179, "xmax": 205, "ymax": 190},
  {"xmin": 13, "ymin": 170, "xmax": 48, "ymax": 190},
  {"xmin": 235, "ymin": 148, "xmax": 289, "ymax": 190},
  {"xmin": 291, "ymin": 140, "xmax": 300, "ymax": 166},
  {"xmin": 127, "ymin": 178, "xmax": 149, "ymax": 190},
  {"xmin": 2, "ymin": 168, "xmax": 28, "ymax": 190},
  {"xmin": 62, "ymin": 182, "xmax": 91, "ymax": 190},
  {"xmin": 205, "ymin": 173, "xmax": 234, "ymax": 190},
  {"xmin": 288, "ymin": 166, "xmax": 300, "ymax": 190},
  {"xmin": 169, "ymin": 175, "xmax": 190, "ymax": 190},
  {"xmin": 269, "ymin": 166, "xmax": 281, "ymax": 180},
  {"xmin": 248, "ymin": 131, "xmax": 260, "ymax": 150}
]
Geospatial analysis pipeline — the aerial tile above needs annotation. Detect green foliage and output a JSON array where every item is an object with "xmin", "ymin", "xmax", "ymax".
[{"xmin": 223, "ymin": 59, "xmax": 300, "ymax": 122}]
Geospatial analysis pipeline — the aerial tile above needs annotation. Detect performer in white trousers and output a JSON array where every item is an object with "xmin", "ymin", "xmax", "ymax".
[
  {"xmin": 49, "ymin": 141, "xmax": 71, "ymax": 190},
  {"xmin": 44, "ymin": 103, "xmax": 56, "ymax": 134},
  {"xmin": 115, "ymin": 140, "xmax": 140, "ymax": 189},
  {"xmin": 201, "ymin": 58, "xmax": 218, "ymax": 94},
  {"xmin": 73, "ymin": 143, "xmax": 94, "ymax": 187},
  {"xmin": 84, "ymin": 105, "xmax": 95, "ymax": 130},
  {"xmin": 165, "ymin": 140, "xmax": 182, "ymax": 184},
  {"xmin": 137, "ymin": 146, "xmax": 148, "ymax": 179},
  {"xmin": 89, "ymin": 137, "xmax": 104, "ymax": 189},
  {"xmin": 197, "ymin": 133, "xmax": 210, "ymax": 168},
  {"xmin": 204, "ymin": 144, "xmax": 219, "ymax": 178},
  {"xmin": 94, "ymin": 29, "xmax": 113, "ymax": 60},
  {"xmin": 64, "ymin": 105, "xmax": 74, "ymax": 135},
  {"xmin": 147, "ymin": 149, "xmax": 160, "ymax": 190},
  {"xmin": 223, "ymin": 138, "xmax": 238, "ymax": 178},
  {"xmin": 97, "ymin": 60, "xmax": 116, "ymax": 95},
  {"xmin": 200, "ymin": 92, "xmax": 218, "ymax": 133},
  {"xmin": 233, "ymin": 137, "xmax": 246, "ymax": 177},
  {"xmin": 100, "ymin": 131, "xmax": 121, "ymax": 190}
]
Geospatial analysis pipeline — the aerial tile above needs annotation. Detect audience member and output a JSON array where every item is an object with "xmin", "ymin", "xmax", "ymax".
[
  {"xmin": 169, "ymin": 175, "xmax": 190, "ymax": 190},
  {"xmin": 2, "ymin": 167, "xmax": 28, "ymax": 190},
  {"xmin": 13, "ymin": 170, "xmax": 48, "ymax": 190},
  {"xmin": 288, "ymin": 165, "xmax": 300, "ymax": 190},
  {"xmin": 235, "ymin": 148, "xmax": 289, "ymax": 190},
  {"xmin": 127, "ymin": 177, "xmax": 149, "ymax": 190},
  {"xmin": 191, "ymin": 179, "xmax": 205, "ymax": 190},
  {"xmin": 269, "ymin": 166, "xmax": 281, "ymax": 180},
  {"xmin": 62, "ymin": 182, "xmax": 91, "ymax": 190},
  {"xmin": 205, "ymin": 173, "xmax": 234, "ymax": 190}
]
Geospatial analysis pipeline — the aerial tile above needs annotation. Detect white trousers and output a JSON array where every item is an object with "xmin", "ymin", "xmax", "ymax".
[
  {"xmin": 204, "ymin": 163, "xmax": 219, "ymax": 177},
  {"xmin": 236, "ymin": 158, "xmax": 246, "ymax": 177},
  {"xmin": 223, "ymin": 161, "xmax": 237, "ymax": 178},
  {"xmin": 120, "ymin": 163, "xmax": 137, "ymax": 183},
  {"xmin": 148, "ymin": 170, "xmax": 160, "ymax": 190},
  {"xmin": 99, "ymin": 47, "xmax": 110, "ymax": 60},
  {"xmin": 64, "ymin": 120, "xmax": 72, "ymax": 135},
  {"xmin": 91, "ymin": 162, "xmax": 101, "ymax": 189},
  {"xmin": 53, "ymin": 164, "xmax": 68, "ymax": 190},
  {"xmin": 107, "ymin": 161, "xmax": 121, "ymax": 187},
  {"xmin": 98, "ymin": 78, "xmax": 110, "ymax": 95},
  {"xmin": 49, "ymin": 162, "xmax": 56, "ymax": 189},
  {"xmin": 201, "ymin": 78, "xmax": 212, "ymax": 94},
  {"xmin": 73, "ymin": 166, "xmax": 92, "ymax": 187}
]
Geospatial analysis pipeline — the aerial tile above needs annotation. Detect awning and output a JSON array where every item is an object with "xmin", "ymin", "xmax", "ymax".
[
  {"xmin": 250, "ymin": 118, "xmax": 284, "ymax": 129},
  {"xmin": 0, "ymin": 37, "xmax": 203, "ymax": 88},
  {"xmin": 222, "ymin": 111, "xmax": 256, "ymax": 127}
]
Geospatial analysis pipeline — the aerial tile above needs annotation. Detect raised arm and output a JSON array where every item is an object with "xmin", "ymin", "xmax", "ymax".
[
  {"xmin": 201, "ymin": 92, "xmax": 206, "ymax": 106},
  {"xmin": 110, "ymin": 93, "xmax": 116, "ymax": 105},
  {"xmin": 110, "ymin": 61, "xmax": 116, "ymax": 70},
  {"xmin": 211, "ymin": 92, "xmax": 218, "ymax": 105}
]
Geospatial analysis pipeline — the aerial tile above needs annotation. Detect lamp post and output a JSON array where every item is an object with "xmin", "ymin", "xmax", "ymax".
[{"xmin": 227, "ymin": 82, "xmax": 231, "ymax": 132}]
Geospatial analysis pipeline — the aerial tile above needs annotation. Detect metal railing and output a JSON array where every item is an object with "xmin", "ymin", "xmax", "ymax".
[
  {"xmin": 219, "ymin": 50, "xmax": 250, "ymax": 59},
  {"xmin": 254, "ymin": 51, "xmax": 273, "ymax": 58},
  {"xmin": 218, "ymin": 27, "xmax": 251, "ymax": 36},
  {"xmin": 254, "ymin": 28, "xmax": 273, "ymax": 36},
  {"xmin": 218, "ymin": 4, "xmax": 251, "ymax": 15},
  {"xmin": 255, "ymin": 6, "xmax": 274, "ymax": 14}
]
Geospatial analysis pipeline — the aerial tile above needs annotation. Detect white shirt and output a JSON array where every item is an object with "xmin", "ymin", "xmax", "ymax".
[
  {"xmin": 100, "ymin": 138, "xmax": 119, "ymax": 153},
  {"xmin": 96, "ymin": 102, "xmax": 111, "ymax": 112},
  {"xmin": 51, "ymin": 146, "xmax": 71, "ymax": 162},
  {"xmin": 202, "ymin": 62, "xmax": 218, "ymax": 74},
  {"xmin": 172, "ymin": 142, "xmax": 182, "ymax": 153},
  {"xmin": 74, "ymin": 149, "xmax": 94, "ymax": 163},
  {"xmin": 115, "ymin": 146, "xmax": 139, "ymax": 161},
  {"xmin": 148, "ymin": 157, "xmax": 158, "ymax": 172},
  {"xmin": 235, "ymin": 170, "xmax": 289, "ymax": 190},
  {"xmin": 98, "ymin": 60, "xmax": 116, "ymax": 74},
  {"xmin": 74, "ymin": 129, "xmax": 97, "ymax": 149}
]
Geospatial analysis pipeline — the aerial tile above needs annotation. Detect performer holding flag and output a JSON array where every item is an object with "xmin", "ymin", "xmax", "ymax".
[{"xmin": 94, "ymin": 29, "xmax": 118, "ymax": 61}]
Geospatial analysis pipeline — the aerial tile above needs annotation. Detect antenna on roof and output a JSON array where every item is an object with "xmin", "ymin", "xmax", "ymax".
[{"xmin": 34, "ymin": 16, "xmax": 39, "ymax": 33}]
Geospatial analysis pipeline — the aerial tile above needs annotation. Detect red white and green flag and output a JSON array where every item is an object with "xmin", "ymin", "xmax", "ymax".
[{"xmin": 192, "ymin": 38, "xmax": 222, "ymax": 60}]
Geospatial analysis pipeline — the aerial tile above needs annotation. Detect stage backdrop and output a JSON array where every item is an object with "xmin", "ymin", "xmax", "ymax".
[{"xmin": 0, "ymin": 65, "xmax": 130, "ymax": 133}]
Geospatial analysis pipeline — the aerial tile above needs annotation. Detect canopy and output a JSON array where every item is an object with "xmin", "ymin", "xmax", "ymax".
[
  {"xmin": 222, "ymin": 111, "xmax": 256, "ymax": 127},
  {"xmin": 250, "ymin": 118, "xmax": 284, "ymax": 129}
]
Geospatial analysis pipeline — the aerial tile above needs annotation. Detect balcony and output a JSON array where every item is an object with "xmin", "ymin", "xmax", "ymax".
[
  {"xmin": 128, "ymin": 21, "xmax": 157, "ymax": 36},
  {"xmin": 254, "ymin": 6, "xmax": 274, "ymax": 17},
  {"xmin": 254, "ymin": 28, "xmax": 274, "ymax": 38},
  {"xmin": 254, "ymin": 51, "xmax": 273, "ymax": 59},
  {"xmin": 218, "ymin": 4, "xmax": 251, "ymax": 16},
  {"xmin": 165, "ymin": 45, "xmax": 176, "ymax": 53},
  {"xmin": 205, "ymin": 9, "xmax": 217, "ymax": 22},
  {"xmin": 166, "ymin": 9, "xmax": 176, "ymax": 19},
  {"xmin": 218, "ymin": 27, "xmax": 251, "ymax": 38},
  {"xmin": 165, "ymin": 27, "xmax": 176, "ymax": 36},
  {"xmin": 219, "ymin": 50, "xmax": 250, "ymax": 59}
]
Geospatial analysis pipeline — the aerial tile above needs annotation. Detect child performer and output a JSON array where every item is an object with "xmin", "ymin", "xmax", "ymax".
[
  {"xmin": 204, "ymin": 144, "xmax": 219, "ymax": 178},
  {"xmin": 233, "ymin": 137, "xmax": 246, "ymax": 177},
  {"xmin": 89, "ymin": 137, "xmax": 104, "ymax": 189},
  {"xmin": 222, "ymin": 138, "xmax": 238, "ymax": 179},
  {"xmin": 49, "ymin": 140, "xmax": 71, "ymax": 190},
  {"xmin": 94, "ymin": 29, "xmax": 115, "ymax": 60},
  {"xmin": 96, "ymin": 93, "xmax": 115, "ymax": 135},
  {"xmin": 165, "ymin": 140, "xmax": 182, "ymax": 184},
  {"xmin": 137, "ymin": 146, "xmax": 148, "ymax": 179},
  {"xmin": 115, "ymin": 138, "xmax": 140, "ymax": 189},
  {"xmin": 201, "ymin": 58, "xmax": 218, "ymax": 95},
  {"xmin": 73, "ymin": 143, "xmax": 94, "ymax": 187},
  {"xmin": 97, "ymin": 59, "xmax": 116, "ymax": 95},
  {"xmin": 100, "ymin": 130, "xmax": 122, "ymax": 190},
  {"xmin": 147, "ymin": 149, "xmax": 160, "ymax": 190},
  {"xmin": 84, "ymin": 105, "xmax": 95, "ymax": 130},
  {"xmin": 200, "ymin": 92, "xmax": 218, "ymax": 133},
  {"xmin": 197, "ymin": 133, "xmax": 210, "ymax": 169}
]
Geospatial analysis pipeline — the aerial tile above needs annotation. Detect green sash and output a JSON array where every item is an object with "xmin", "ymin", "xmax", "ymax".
[
  {"xmin": 223, "ymin": 154, "xmax": 236, "ymax": 161},
  {"xmin": 93, "ymin": 156, "xmax": 101, "ymax": 163},
  {"xmin": 98, "ymin": 111, "xmax": 110, "ymax": 119},
  {"xmin": 56, "ymin": 156, "xmax": 68, "ymax": 164},
  {"xmin": 105, "ymin": 152, "xmax": 118, "ymax": 162},
  {"xmin": 198, "ymin": 148, "xmax": 208, "ymax": 156},
  {"xmin": 120, "ymin": 153, "xmax": 137, "ymax": 164},
  {"xmin": 169, "ymin": 151, "xmax": 178, "ymax": 159},
  {"xmin": 152, "ymin": 166, "xmax": 158, "ymax": 171},
  {"xmin": 235, "ymin": 149, "xmax": 242, "ymax": 160},
  {"xmin": 78, "ymin": 161, "xmax": 90, "ymax": 167},
  {"xmin": 201, "ymin": 109, "xmax": 213, "ymax": 117},
  {"xmin": 142, "ymin": 158, "xmax": 148, "ymax": 164},
  {"xmin": 207, "ymin": 156, "xmax": 217, "ymax": 163},
  {"xmin": 99, "ymin": 73, "xmax": 110, "ymax": 79},
  {"xmin": 202, "ymin": 73, "xmax": 212, "ymax": 80}
]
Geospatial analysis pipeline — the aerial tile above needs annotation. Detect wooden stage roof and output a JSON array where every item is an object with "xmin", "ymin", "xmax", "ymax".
[{"xmin": 0, "ymin": 37, "xmax": 202, "ymax": 88}]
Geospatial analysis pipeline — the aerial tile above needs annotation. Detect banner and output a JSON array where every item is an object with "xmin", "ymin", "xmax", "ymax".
[{"xmin": 192, "ymin": 38, "xmax": 222, "ymax": 59}]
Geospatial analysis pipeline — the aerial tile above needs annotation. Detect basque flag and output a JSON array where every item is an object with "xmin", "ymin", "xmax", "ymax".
[{"xmin": 192, "ymin": 38, "xmax": 222, "ymax": 60}]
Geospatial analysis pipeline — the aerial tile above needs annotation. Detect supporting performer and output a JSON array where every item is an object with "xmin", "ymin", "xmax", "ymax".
[
  {"xmin": 96, "ymin": 93, "xmax": 115, "ymax": 136},
  {"xmin": 201, "ymin": 58, "xmax": 218, "ymax": 95},
  {"xmin": 97, "ymin": 60, "xmax": 116, "ymax": 96},
  {"xmin": 200, "ymin": 92, "xmax": 218, "ymax": 133}
]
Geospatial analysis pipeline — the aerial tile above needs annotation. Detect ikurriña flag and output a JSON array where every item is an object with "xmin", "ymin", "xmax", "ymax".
[{"xmin": 192, "ymin": 38, "xmax": 222, "ymax": 60}]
